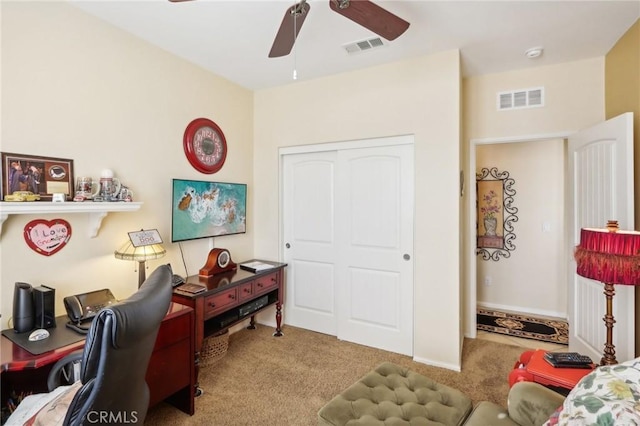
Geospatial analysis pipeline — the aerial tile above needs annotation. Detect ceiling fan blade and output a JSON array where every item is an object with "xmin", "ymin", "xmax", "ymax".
[
  {"xmin": 269, "ymin": 1, "xmax": 311, "ymax": 58},
  {"xmin": 329, "ymin": 0, "xmax": 409, "ymax": 41},
  {"xmin": 168, "ymin": 0, "xmax": 195, "ymax": 2}
]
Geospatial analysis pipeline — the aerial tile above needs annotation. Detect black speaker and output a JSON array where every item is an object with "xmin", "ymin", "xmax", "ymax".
[
  {"xmin": 34, "ymin": 285, "xmax": 56, "ymax": 329},
  {"xmin": 13, "ymin": 282, "xmax": 35, "ymax": 333}
]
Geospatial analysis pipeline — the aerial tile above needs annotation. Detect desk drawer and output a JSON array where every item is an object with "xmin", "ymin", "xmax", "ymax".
[
  {"xmin": 238, "ymin": 282, "xmax": 254, "ymax": 302},
  {"xmin": 147, "ymin": 338, "xmax": 191, "ymax": 407},
  {"xmin": 154, "ymin": 310, "xmax": 191, "ymax": 350},
  {"xmin": 204, "ymin": 288, "xmax": 238, "ymax": 319},
  {"xmin": 254, "ymin": 273, "xmax": 278, "ymax": 295}
]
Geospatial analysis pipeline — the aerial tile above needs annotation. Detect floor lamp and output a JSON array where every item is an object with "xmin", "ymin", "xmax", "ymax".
[
  {"xmin": 574, "ymin": 220, "xmax": 640, "ymax": 365},
  {"xmin": 114, "ymin": 229, "xmax": 166, "ymax": 287}
]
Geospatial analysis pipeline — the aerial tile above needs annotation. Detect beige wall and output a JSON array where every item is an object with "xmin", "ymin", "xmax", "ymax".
[
  {"xmin": 464, "ymin": 58, "xmax": 605, "ymax": 141},
  {"xmin": 6, "ymin": 3, "xmax": 629, "ymax": 370},
  {"xmin": 604, "ymin": 19, "xmax": 640, "ymax": 355},
  {"xmin": 476, "ymin": 139, "xmax": 566, "ymax": 316},
  {"xmin": 254, "ymin": 51, "xmax": 464, "ymax": 369},
  {"xmin": 606, "ymin": 21, "xmax": 639, "ymax": 200},
  {"xmin": 2, "ymin": 3, "xmax": 466, "ymax": 369},
  {"xmin": 1, "ymin": 3, "xmax": 254, "ymax": 328},
  {"xmin": 463, "ymin": 58, "xmax": 604, "ymax": 334}
]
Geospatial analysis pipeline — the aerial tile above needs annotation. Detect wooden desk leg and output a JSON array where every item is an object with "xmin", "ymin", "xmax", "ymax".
[
  {"xmin": 247, "ymin": 316, "xmax": 256, "ymax": 329},
  {"xmin": 194, "ymin": 351, "xmax": 202, "ymax": 397},
  {"xmin": 273, "ymin": 302, "xmax": 283, "ymax": 337},
  {"xmin": 193, "ymin": 298, "xmax": 204, "ymax": 397}
]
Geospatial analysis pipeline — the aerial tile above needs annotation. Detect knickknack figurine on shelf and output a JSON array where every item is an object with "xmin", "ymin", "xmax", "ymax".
[
  {"xmin": 73, "ymin": 169, "xmax": 133, "ymax": 202},
  {"xmin": 476, "ymin": 167, "xmax": 518, "ymax": 261}
]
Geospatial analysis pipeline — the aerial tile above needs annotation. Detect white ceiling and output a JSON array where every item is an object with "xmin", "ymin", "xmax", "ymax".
[{"xmin": 69, "ymin": 0, "xmax": 640, "ymax": 91}]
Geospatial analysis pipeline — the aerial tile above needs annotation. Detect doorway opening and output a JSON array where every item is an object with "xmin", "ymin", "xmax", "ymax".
[{"xmin": 466, "ymin": 133, "xmax": 570, "ymax": 348}]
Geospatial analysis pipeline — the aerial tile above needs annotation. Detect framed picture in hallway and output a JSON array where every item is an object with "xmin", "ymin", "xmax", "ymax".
[{"xmin": 476, "ymin": 167, "xmax": 518, "ymax": 261}]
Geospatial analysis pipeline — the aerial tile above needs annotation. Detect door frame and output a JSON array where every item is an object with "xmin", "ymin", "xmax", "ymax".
[{"xmin": 465, "ymin": 131, "xmax": 572, "ymax": 338}]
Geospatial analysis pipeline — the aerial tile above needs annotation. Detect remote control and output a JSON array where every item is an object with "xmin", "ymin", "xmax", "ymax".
[{"xmin": 544, "ymin": 352, "xmax": 593, "ymax": 368}]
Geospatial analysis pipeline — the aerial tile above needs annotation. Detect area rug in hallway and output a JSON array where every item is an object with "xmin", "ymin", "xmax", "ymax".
[{"xmin": 477, "ymin": 308, "xmax": 568, "ymax": 345}]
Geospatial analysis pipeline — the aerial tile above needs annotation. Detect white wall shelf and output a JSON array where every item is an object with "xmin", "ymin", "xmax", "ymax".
[{"xmin": 0, "ymin": 202, "xmax": 142, "ymax": 238}]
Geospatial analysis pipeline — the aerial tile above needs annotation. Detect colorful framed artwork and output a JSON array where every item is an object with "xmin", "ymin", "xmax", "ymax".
[
  {"xmin": 171, "ymin": 179, "xmax": 247, "ymax": 242},
  {"xmin": 476, "ymin": 167, "xmax": 518, "ymax": 261},
  {"xmin": 1, "ymin": 152, "xmax": 74, "ymax": 201}
]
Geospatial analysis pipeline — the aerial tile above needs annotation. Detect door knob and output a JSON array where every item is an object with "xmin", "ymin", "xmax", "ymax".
[
  {"xmin": 285, "ymin": 243, "xmax": 291, "ymax": 249},
  {"xmin": 403, "ymin": 254, "xmax": 410, "ymax": 260}
]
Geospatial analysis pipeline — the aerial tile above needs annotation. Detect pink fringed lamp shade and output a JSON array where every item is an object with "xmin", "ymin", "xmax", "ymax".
[{"xmin": 575, "ymin": 228, "xmax": 640, "ymax": 285}]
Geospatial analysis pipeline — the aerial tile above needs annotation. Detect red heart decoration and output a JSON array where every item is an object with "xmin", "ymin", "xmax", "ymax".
[{"xmin": 23, "ymin": 219, "xmax": 72, "ymax": 256}]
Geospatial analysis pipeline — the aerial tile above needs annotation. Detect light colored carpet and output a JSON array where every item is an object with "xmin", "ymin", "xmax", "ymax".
[{"xmin": 144, "ymin": 324, "xmax": 525, "ymax": 425}]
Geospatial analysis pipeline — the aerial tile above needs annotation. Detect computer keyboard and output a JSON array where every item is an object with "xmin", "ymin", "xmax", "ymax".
[{"xmin": 171, "ymin": 274, "xmax": 186, "ymax": 287}]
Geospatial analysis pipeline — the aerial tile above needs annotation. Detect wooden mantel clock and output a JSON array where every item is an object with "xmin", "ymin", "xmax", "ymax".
[{"xmin": 199, "ymin": 248, "xmax": 237, "ymax": 277}]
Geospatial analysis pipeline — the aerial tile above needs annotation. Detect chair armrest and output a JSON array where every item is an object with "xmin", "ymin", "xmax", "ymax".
[
  {"xmin": 507, "ymin": 382, "xmax": 565, "ymax": 426},
  {"xmin": 47, "ymin": 350, "xmax": 83, "ymax": 391}
]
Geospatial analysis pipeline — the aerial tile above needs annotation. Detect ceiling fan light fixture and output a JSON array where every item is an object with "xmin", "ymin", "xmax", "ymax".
[{"xmin": 290, "ymin": 0, "xmax": 309, "ymax": 17}]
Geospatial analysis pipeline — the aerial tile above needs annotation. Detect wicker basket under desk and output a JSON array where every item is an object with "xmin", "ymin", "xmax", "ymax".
[{"xmin": 199, "ymin": 330, "xmax": 229, "ymax": 367}]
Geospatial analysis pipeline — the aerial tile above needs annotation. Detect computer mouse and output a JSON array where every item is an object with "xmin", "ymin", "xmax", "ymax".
[{"xmin": 28, "ymin": 328, "xmax": 50, "ymax": 342}]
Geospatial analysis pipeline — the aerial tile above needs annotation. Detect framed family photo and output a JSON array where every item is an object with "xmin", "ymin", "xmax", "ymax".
[{"xmin": 1, "ymin": 152, "xmax": 75, "ymax": 201}]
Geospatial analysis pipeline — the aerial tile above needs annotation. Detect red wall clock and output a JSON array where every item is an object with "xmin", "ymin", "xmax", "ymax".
[
  {"xmin": 23, "ymin": 219, "xmax": 72, "ymax": 256},
  {"xmin": 183, "ymin": 117, "xmax": 228, "ymax": 174}
]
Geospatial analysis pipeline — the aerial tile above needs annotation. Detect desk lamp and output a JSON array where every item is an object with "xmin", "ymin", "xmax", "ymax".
[
  {"xmin": 115, "ymin": 229, "xmax": 166, "ymax": 287},
  {"xmin": 574, "ymin": 220, "xmax": 640, "ymax": 365}
]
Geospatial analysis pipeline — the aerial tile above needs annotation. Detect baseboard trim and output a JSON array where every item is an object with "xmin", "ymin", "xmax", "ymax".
[
  {"xmin": 413, "ymin": 355, "xmax": 461, "ymax": 372},
  {"xmin": 477, "ymin": 301, "xmax": 566, "ymax": 320}
]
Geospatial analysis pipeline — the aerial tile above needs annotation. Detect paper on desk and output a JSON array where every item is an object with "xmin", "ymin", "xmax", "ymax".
[{"xmin": 239, "ymin": 261, "xmax": 274, "ymax": 272}]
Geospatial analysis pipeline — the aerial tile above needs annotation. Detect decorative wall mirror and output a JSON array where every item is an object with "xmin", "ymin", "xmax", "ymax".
[{"xmin": 476, "ymin": 167, "xmax": 518, "ymax": 261}]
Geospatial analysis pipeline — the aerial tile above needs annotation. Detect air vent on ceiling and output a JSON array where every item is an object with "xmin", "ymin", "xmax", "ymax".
[
  {"xmin": 497, "ymin": 87, "xmax": 544, "ymax": 110},
  {"xmin": 343, "ymin": 37, "xmax": 386, "ymax": 55}
]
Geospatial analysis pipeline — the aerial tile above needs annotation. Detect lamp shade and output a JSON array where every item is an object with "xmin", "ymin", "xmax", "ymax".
[
  {"xmin": 575, "ymin": 227, "xmax": 640, "ymax": 285},
  {"xmin": 114, "ymin": 241, "xmax": 166, "ymax": 262}
]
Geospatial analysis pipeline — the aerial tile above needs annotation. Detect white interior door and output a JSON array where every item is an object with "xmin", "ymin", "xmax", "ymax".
[
  {"xmin": 282, "ymin": 138, "xmax": 414, "ymax": 356},
  {"xmin": 335, "ymin": 145, "xmax": 414, "ymax": 356},
  {"xmin": 568, "ymin": 112, "xmax": 634, "ymax": 362},
  {"xmin": 282, "ymin": 151, "xmax": 338, "ymax": 335}
]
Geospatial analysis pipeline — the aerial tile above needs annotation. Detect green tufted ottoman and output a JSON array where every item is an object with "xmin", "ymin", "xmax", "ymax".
[{"xmin": 318, "ymin": 362, "xmax": 473, "ymax": 426}]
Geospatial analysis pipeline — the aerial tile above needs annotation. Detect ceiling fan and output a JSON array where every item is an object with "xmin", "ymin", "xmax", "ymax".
[
  {"xmin": 168, "ymin": 0, "xmax": 410, "ymax": 58},
  {"xmin": 269, "ymin": 0, "xmax": 410, "ymax": 58}
]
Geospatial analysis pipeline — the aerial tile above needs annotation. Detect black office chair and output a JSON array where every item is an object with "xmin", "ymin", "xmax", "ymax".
[{"xmin": 40, "ymin": 264, "xmax": 173, "ymax": 425}]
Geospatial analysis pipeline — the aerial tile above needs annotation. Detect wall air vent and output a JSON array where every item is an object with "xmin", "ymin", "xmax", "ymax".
[
  {"xmin": 497, "ymin": 87, "xmax": 544, "ymax": 110},
  {"xmin": 343, "ymin": 37, "xmax": 386, "ymax": 55}
]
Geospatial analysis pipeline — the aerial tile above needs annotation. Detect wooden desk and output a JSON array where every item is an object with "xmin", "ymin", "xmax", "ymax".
[
  {"xmin": 171, "ymin": 260, "xmax": 287, "ymax": 389},
  {"xmin": 1, "ymin": 302, "xmax": 195, "ymax": 416}
]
